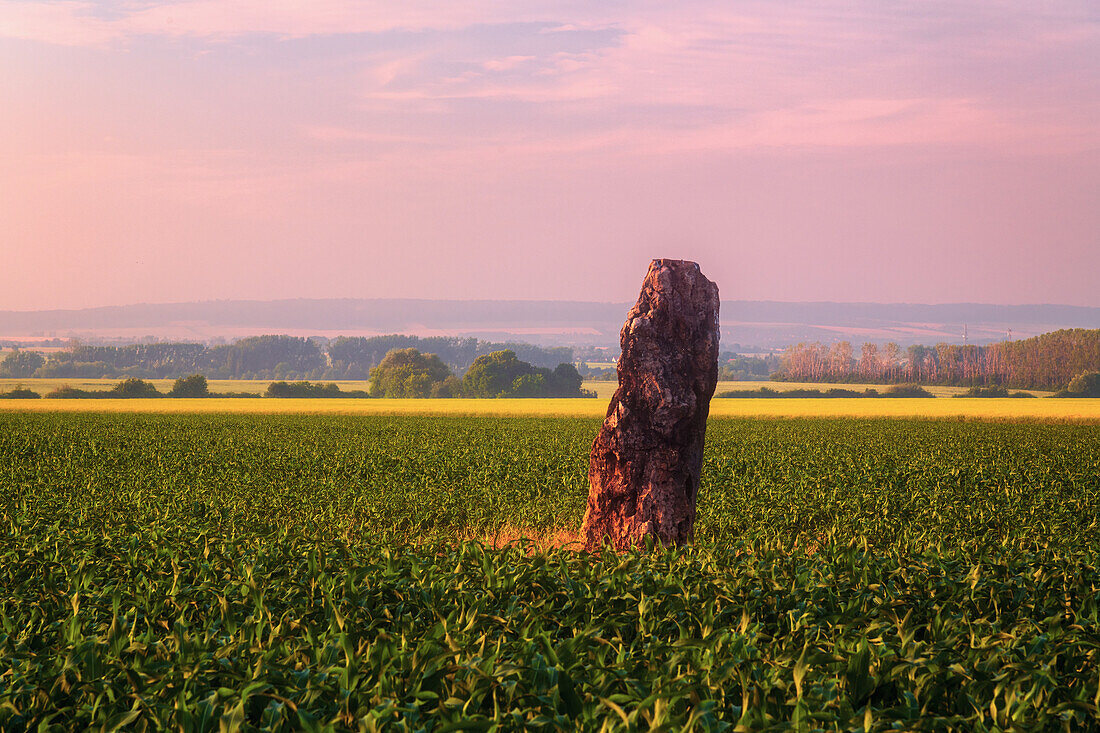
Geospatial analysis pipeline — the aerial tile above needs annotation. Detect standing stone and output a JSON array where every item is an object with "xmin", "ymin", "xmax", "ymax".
[{"xmin": 582, "ymin": 259, "xmax": 720, "ymax": 552}]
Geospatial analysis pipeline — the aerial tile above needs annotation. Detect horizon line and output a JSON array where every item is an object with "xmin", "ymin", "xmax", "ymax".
[{"xmin": 3, "ymin": 297, "xmax": 1099, "ymax": 314}]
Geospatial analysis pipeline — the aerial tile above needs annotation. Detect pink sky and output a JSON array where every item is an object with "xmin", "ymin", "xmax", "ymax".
[{"xmin": 2, "ymin": 1, "xmax": 1098, "ymax": 310}]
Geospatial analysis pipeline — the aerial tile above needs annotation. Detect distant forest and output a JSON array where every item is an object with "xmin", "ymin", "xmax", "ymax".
[
  {"xmin": 6, "ymin": 328, "xmax": 1099, "ymax": 391},
  {"xmin": 775, "ymin": 329, "xmax": 1100, "ymax": 390},
  {"xmin": 1, "ymin": 335, "xmax": 572, "ymax": 380}
]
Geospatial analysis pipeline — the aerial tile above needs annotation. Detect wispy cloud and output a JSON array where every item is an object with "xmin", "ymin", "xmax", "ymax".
[
  {"xmin": 482, "ymin": 55, "xmax": 535, "ymax": 72},
  {"xmin": 3, "ymin": 1, "xmax": 1099, "ymax": 311},
  {"xmin": 0, "ymin": 1, "xmax": 119, "ymax": 47},
  {"xmin": 0, "ymin": 0, "xmax": 555, "ymax": 45},
  {"xmin": 4, "ymin": 0, "xmax": 1097, "ymax": 154}
]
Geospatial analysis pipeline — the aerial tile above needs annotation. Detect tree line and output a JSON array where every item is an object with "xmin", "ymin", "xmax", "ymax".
[
  {"xmin": 328, "ymin": 336, "xmax": 571, "ymax": 379},
  {"xmin": 1, "ymin": 349, "xmax": 594, "ymax": 400},
  {"xmin": 582, "ymin": 352, "xmax": 779, "ymax": 382},
  {"xmin": 368, "ymin": 348, "xmax": 592, "ymax": 398},
  {"xmin": 774, "ymin": 329, "xmax": 1100, "ymax": 390},
  {"xmin": 0, "ymin": 335, "xmax": 573, "ymax": 381}
]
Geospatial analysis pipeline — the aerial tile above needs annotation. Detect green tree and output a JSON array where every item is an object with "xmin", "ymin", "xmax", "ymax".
[
  {"xmin": 266, "ymin": 381, "xmax": 342, "ymax": 397},
  {"xmin": 462, "ymin": 350, "xmax": 533, "ymax": 397},
  {"xmin": 549, "ymin": 363, "xmax": 584, "ymax": 396},
  {"xmin": 430, "ymin": 376, "xmax": 464, "ymax": 398},
  {"xmin": 1066, "ymin": 372, "xmax": 1100, "ymax": 396},
  {"xmin": 0, "ymin": 349, "xmax": 45, "ymax": 378},
  {"xmin": 510, "ymin": 372, "xmax": 547, "ymax": 397},
  {"xmin": 110, "ymin": 378, "xmax": 161, "ymax": 398},
  {"xmin": 206, "ymin": 335, "xmax": 324, "ymax": 379},
  {"xmin": 369, "ymin": 348, "xmax": 453, "ymax": 398},
  {"xmin": 169, "ymin": 374, "xmax": 210, "ymax": 397},
  {"xmin": 400, "ymin": 372, "xmax": 434, "ymax": 399},
  {"xmin": 463, "ymin": 352, "xmax": 589, "ymax": 398}
]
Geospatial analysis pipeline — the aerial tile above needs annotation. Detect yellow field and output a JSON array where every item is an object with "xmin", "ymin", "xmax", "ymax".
[
  {"xmin": 0, "ymin": 397, "xmax": 601, "ymax": 417},
  {"xmin": 1, "ymin": 377, "xmax": 1056, "ymax": 399},
  {"xmin": 707, "ymin": 398, "xmax": 1100, "ymax": 421},
  {"xmin": 2, "ymin": 377, "xmax": 1090, "ymax": 420},
  {"xmin": 2, "ymin": 394, "xmax": 1097, "ymax": 421},
  {"xmin": 584, "ymin": 380, "xmax": 1053, "ymax": 400},
  {"xmin": 0, "ymin": 378, "xmax": 370, "ymax": 396}
]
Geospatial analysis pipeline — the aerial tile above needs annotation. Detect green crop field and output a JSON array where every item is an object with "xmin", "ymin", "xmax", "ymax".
[{"xmin": 2, "ymin": 414, "xmax": 1100, "ymax": 729}]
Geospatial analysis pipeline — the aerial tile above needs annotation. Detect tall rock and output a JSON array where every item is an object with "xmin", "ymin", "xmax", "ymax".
[{"xmin": 582, "ymin": 259, "xmax": 720, "ymax": 552}]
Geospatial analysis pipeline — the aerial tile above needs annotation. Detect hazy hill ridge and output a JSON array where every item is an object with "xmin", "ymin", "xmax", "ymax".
[{"xmin": 2, "ymin": 299, "xmax": 1098, "ymax": 347}]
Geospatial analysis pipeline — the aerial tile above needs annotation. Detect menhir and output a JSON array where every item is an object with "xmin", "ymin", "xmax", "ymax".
[{"xmin": 582, "ymin": 259, "xmax": 719, "ymax": 552}]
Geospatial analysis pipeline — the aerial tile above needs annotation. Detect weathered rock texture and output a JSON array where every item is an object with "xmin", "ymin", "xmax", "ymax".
[{"xmin": 582, "ymin": 259, "xmax": 720, "ymax": 552}]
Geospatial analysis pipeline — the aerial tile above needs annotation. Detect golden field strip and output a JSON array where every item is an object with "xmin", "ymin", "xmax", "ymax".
[
  {"xmin": 1, "ymin": 398, "xmax": 1097, "ymax": 422},
  {"xmin": 0, "ymin": 377, "xmax": 338, "ymax": 395},
  {"xmin": 585, "ymin": 380, "xmax": 1055, "ymax": 400},
  {"xmin": 3, "ymin": 378, "xmax": 1094, "ymax": 420},
  {"xmin": 0, "ymin": 377, "xmax": 1054, "ymax": 399}
]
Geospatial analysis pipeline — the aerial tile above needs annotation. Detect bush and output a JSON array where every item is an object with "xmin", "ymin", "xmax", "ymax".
[
  {"xmin": 1063, "ymin": 372, "xmax": 1100, "ymax": 397},
  {"xmin": 717, "ymin": 387, "xmax": 780, "ymax": 398},
  {"xmin": 41, "ymin": 378, "xmax": 175, "ymax": 399},
  {"xmin": 883, "ymin": 384, "xmax": 934, "ymax": 398},
  {"xmin": 110, "ymin": 379, "xmax": 161, "ymax": 398},
  {"xmin": 716, "ymin": 387, "xmax": 874, "ymax": 399},
  {"xmin": 266, "ymin": 381, "xmax": 343, "ymax": 398},
  {"xmin": 824, "ymin": 388, "xmax": 865, "ymax": 398},
  {"xmin": 342, "ymin": 390, "xmax": 371, "ymax": 399},
  {"xmin": 169, "ymin": 374, "xmax": 210, "ymax": 398},
  {"xmin": 0, "ymin": 386, "xmax": 40, "ymax": 399},
  {"xmin": 960, "ymin": 385, "xmax": 1009, "ymax": 397},
  {"xmin": 957, "ymin": 385, "xmax": 1035, "ymax": 398},
  {"xmin": 44, "ymin": 386, "xmax": 99, "ymax": 399}
]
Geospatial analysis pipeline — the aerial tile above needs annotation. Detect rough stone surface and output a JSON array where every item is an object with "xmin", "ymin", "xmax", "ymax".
[{"xmin": 582, "ymin": 259, "xmax": 720, "ymax": 552}]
